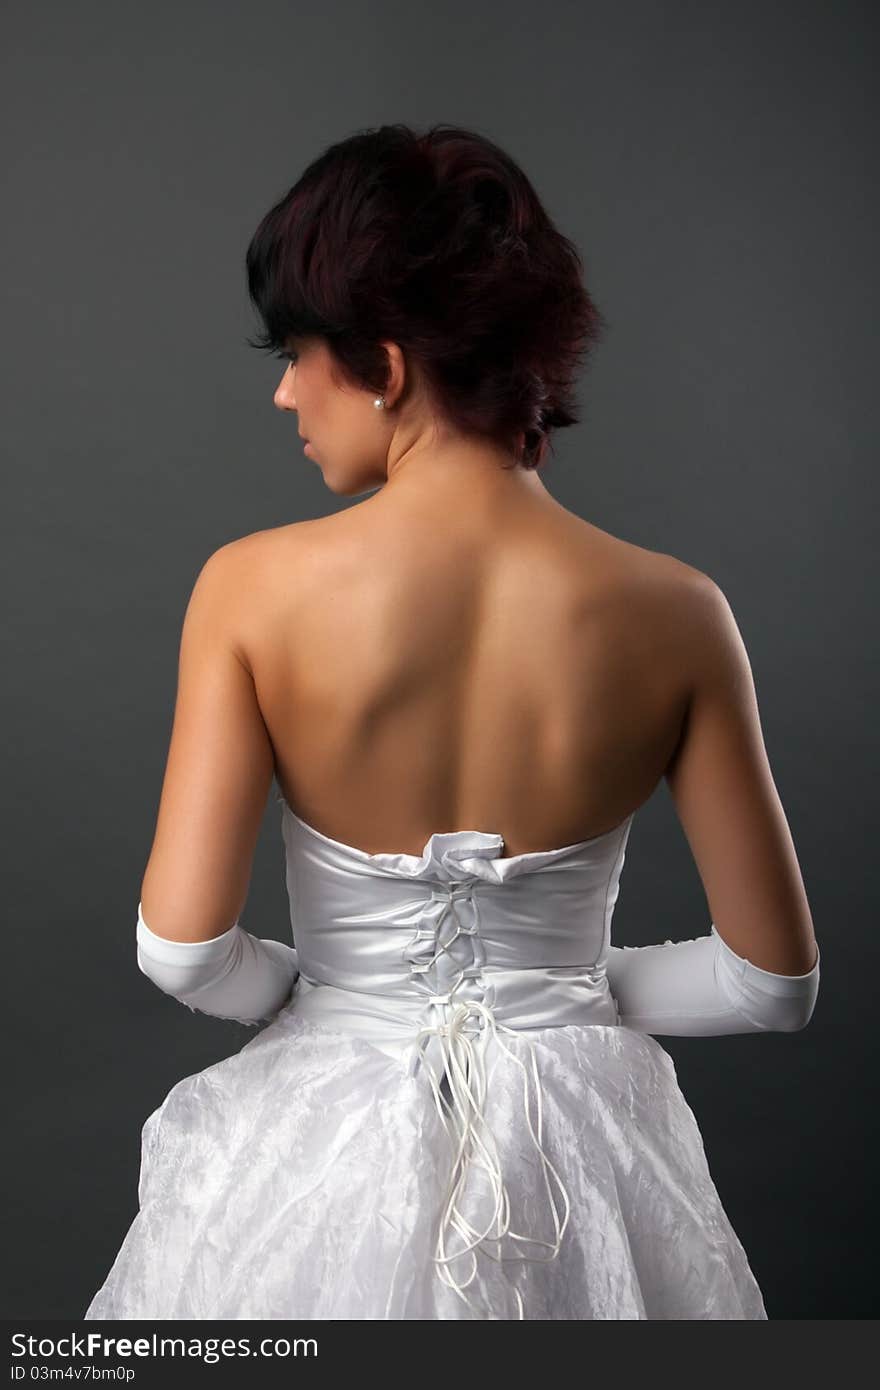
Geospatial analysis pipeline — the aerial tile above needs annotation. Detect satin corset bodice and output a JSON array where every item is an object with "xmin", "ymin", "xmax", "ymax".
[{"xmin": 278, "ymin": 794, "xmax": 633, "ymax": 1048}]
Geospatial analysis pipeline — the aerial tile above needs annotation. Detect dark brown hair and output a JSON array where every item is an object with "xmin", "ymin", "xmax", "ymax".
[{"xmin": 245, "ymin": 122, "xmax": 607, "ymax": 469}]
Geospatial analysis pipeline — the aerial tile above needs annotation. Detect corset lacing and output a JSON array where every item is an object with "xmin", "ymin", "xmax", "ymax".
[{"xmin": 403, "ymin": 879, "xmax": 571, "ymax": 1318}]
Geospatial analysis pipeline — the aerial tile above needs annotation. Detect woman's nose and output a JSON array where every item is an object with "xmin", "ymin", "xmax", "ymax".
[{"xmin": 273, "ymin": 369, "xmax": 296, "ymax": 412}]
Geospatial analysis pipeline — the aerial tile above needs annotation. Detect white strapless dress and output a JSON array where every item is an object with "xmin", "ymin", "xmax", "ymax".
[{"xmin": 84, "ymin": 792, "xmax": 767, "ymax": 1320}]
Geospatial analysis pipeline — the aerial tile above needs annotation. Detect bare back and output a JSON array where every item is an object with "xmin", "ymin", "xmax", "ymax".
[{"xmin": 241, "ymin": 484, "xmax": 695, "ymax": 858}]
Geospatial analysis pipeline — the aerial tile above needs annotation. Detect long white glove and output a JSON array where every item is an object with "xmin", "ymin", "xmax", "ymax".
[
  {"xmin": 606, "ymin": 923, "xmax": 819, "ymax": 1035},
  {"xmin": 136, "ymin": 902, "xmax": 300, "ymax": 1026}
]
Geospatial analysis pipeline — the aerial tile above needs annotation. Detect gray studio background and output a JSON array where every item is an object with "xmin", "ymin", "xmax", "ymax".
[{"xmin": 2, "ymin": 0, "xmax": 876, "ymax": 1320}]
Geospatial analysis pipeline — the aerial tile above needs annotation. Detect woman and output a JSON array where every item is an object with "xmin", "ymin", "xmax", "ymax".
[{"xmin": 85, "ymin": 122, "xmax": 819, "ymax": 1320}]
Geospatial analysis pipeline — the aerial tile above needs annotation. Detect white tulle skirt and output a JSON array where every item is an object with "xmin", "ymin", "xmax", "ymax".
[{"xmin": 84, "ymin": 1004, "xmax": 766, "ymax": 1320}]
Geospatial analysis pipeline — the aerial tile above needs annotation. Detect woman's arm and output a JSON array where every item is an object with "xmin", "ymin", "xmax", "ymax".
[
  {"xmin": 132, "ymin": 539, "xmax": 299, "ymax": 1025},
  {"xmin": 136, "ymin": 902, "xmax": 300, "ymax": 1026},
  {"xmin": 609, "ymin": 568, "xmax": 820, "ymax": 1036},
  {"xmin": 606, "ymin": 925, "xmax": 819, "ymax": 1034}
]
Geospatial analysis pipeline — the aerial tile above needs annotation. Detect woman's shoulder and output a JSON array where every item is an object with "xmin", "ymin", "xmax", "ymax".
[
  {"xmin": 207, "ymin": 517, "xmax": 725, "ymax": 645},
  {"xmin": 185, "ymin": 525, "xmax": 321, "ymax": 633},
  {"xmin": 556, "ymin": 514, "xmax": 717, "ymax": 609},
  {"xmin": 201, "ymin": 519, "xmax": 332, "ymax": 579}
]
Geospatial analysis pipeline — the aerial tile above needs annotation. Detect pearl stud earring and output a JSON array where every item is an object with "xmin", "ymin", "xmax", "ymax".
[{"xmin": 373, "ymin": 395, "xmax": 386, "ymax": 409}]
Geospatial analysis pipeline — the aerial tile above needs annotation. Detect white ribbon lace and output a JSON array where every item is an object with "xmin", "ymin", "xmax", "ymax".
[{"xmin": 410, "ymin": 995, "xmax": 571, "ymax": 1319}]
